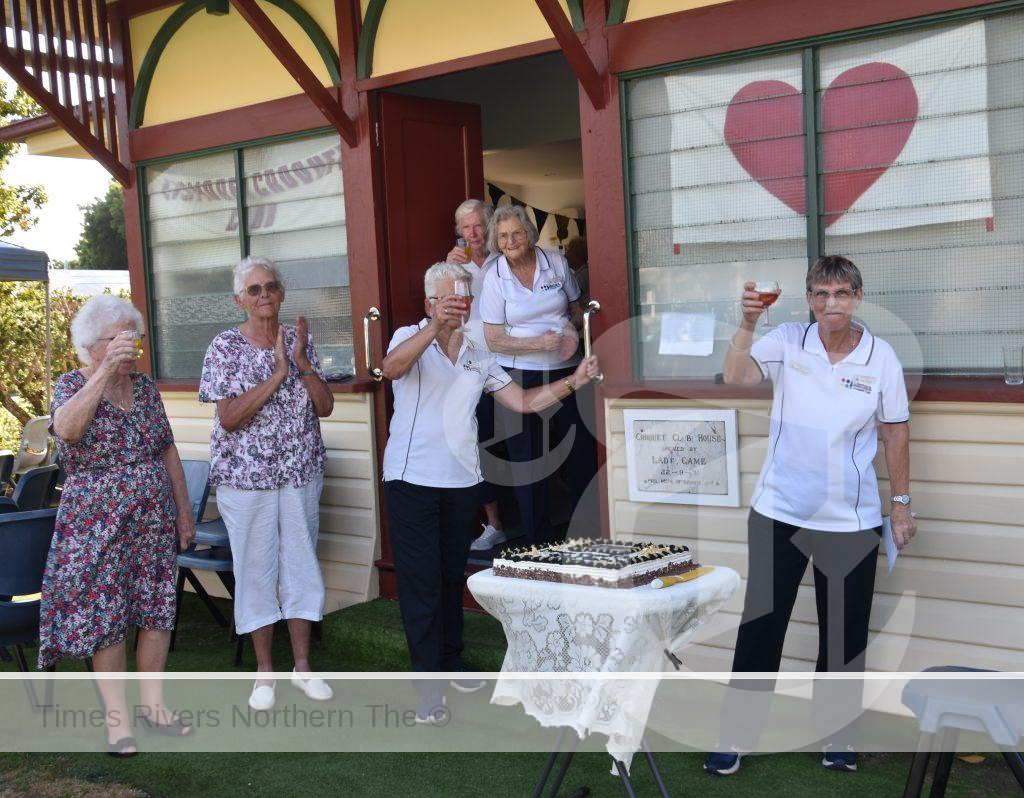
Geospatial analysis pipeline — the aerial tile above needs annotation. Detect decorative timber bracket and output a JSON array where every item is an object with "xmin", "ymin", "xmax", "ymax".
[
  {"xmin": 0, "ymin": 1, "xmax": 131, "ymax": 185},
  {"xmin": 533, "ymin": 0, "xmax": 607, "ymax": 110},
  {"xmin": 227, "ymin": 0, "xmax": 358, "ymax": 147}
]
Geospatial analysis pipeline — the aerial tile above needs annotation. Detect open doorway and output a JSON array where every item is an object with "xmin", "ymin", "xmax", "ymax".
[{"xmin": 377, "ymin": 52, "xmax": 592, "ymax": 564}]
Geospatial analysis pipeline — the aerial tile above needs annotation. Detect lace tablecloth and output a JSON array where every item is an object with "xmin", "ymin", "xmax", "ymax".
[{"xmin": 467, "ymin": 566, "xmax": 740, "ymax": 766}]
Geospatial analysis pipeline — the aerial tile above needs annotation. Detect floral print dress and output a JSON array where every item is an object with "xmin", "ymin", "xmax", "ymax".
[{"xmin": 38, "ymin": 371, "xmax": 178, "ymax": 669}]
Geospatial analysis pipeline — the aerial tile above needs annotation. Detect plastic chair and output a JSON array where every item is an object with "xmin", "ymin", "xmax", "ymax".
[
  {"xmin": 0, "ymin": 509, "xmax": 57, "ymax": 711},
  {"xmin": 10, "ymin": 465, "xmax": 58, "ymax": 512},
  {"xmin": 0, "ymin": 450, "xmax": 13, "ymax": 489},
  {"xmin": 0, "ymin": 497, "xmax": 18, "ymax": 514},
  {"xmin": 10, "ymin": 417, "xmax": 51, "ymax": 479},
  {"xmin": 902, "ymin": 666, "xmax": 1024, "ymax": 797},
  {"xmin": 169, "ymin": 460, "xmax": 244, "ymax": 665}
]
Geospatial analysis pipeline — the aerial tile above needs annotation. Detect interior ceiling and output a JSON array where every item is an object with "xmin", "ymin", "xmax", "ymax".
[{"xmin": 484, "ymin": 139, "xmax": 583, "ymax": 186}]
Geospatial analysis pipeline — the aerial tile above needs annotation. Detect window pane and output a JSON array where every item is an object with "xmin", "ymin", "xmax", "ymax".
[
  {"xmin": 244, "ymin": 133, "xmax": 353, "ymax": 379},
  {"xmin": 626, "ymin": 53, "xmax": 809, "ymax": 379},
  {"xmin": 820, "ymin": 15, "xmax": 1024, "ymax": 373},
  {"xmin": 146, "ymin": 152, "xmax": 242, "ymax": 378}
]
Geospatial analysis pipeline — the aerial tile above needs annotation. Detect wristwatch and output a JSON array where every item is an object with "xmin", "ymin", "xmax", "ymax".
[{"xmin": 891, "ymin": 494, "xmax": 911, "ymax": 507}]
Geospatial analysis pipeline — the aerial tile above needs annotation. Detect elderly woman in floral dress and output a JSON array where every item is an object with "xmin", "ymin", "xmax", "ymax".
[
  {"xmin": 40, "ymin": 295, "xmax": 197, "ymax": 757},
  {"xmin": 199, "ymin": 255, "xmax": 335, "ymax": 712}
]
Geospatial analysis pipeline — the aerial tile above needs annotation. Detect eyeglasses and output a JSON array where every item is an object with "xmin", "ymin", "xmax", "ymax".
[
  {"xmin": 809, "ymin": 289, "xmax": 857, "ymax": 303},
  {"xmin": 97, "ymin": 332, "xmax": 146, "ymax": 343},
  {"xmin": 497, "ymin": 230, "xmax": 528, "ymax": 243},
  {"xmin": 244, "ymin": 281, "xmax": 283, "ymax": 297}
]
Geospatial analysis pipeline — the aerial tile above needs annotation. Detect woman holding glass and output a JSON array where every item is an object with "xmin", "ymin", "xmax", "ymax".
[
  {"xmin": 705, "ymin": 256, "xmax": 916, "ymax": 775},
  {"xmin": 41, "ymin": 295, "xmax": 196, "ymax": 756},
  {"xmin": 478, "ymin": 205, "xmax": 597, "ymax": 545},
  {"xmin": 199, "ymin": 255, "xmax": 335, "ymax": 712}
]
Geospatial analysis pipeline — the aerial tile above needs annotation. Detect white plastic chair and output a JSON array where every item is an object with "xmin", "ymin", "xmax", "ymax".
[{"xmin": 10, "ymin": 417, "xmax": 51, "ymax": 480}]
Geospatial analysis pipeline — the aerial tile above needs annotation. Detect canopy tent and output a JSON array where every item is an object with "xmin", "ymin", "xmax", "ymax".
[{"xmin": 0, "ymin": 241, "xmax": 51, "ymax": 406}]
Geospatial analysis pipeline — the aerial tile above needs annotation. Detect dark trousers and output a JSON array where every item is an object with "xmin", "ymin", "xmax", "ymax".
[
  {"xmin": 497, "ymin": 367, "xmax": 598, "ymax": 544},
  {"xmin": 719, "ymin": 510, "xmax": 881, "ymax": 751},
  {"xmin": 476, "ymin": 392, "xmax": 498, "ymax": 507},
  {"xmin": 384, "ymin": 480, "xmax": 478, "ymax": 691}
]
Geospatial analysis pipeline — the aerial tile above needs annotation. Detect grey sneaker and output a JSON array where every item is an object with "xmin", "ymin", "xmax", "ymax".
[
  {"xmin": 822, "ymin": 744, "xmax": 858, "ymax": 772},
  {"xmin": 450, "ymin": 667, "xmax": 487, "ymax": 693},
  {"xmin": 470, "ymin": 524, "xmax": 507, "ymax": 551},
  {"xmin": 415, "ymin": 692, "xmax": 449, "ymax": 725}
]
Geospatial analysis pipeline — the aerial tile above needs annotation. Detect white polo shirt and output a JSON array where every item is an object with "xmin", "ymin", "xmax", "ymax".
[
  {"xmin": 463, "ymin": 252, "xmax": 499, "ymax": 350},
  {"xmin": 750, "ymin": 322, "xmax": 910, "ymax": 532},
  {"xmin": 382, "ymin": 320, "xmax": 513, "ymax": 488},
  {"xmin": 478, "ymin": 248, "xmax": 582, "ymax": 371}
]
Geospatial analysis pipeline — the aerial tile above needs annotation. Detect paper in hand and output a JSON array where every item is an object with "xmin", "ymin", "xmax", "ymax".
[{"xmin": 882, "ymin": 516, "xmax": 899, "ymax": 574}]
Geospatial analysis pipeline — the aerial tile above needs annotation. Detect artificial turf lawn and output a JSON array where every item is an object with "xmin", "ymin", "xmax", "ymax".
[{"xmin": 1, "ymin": 594, "xmax": 1019, "ymax": 797}]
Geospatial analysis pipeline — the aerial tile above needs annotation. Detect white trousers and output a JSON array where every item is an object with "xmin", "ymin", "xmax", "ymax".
[{"xmin": 215, "ymin": 473, "xmax": 325, "ymax": 635}]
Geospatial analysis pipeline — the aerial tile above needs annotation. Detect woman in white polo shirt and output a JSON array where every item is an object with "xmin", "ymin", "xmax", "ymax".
[
  {"xmin": 382, "ymin": 261, "xmax": 599, "ymax": 724},
  {"xmin": 705, "ymin": 256, "xmax": 916, "ymax": 776},
  {"xmin": 478, "ymin": 205, "xmax": 598, "ymax": 545}
]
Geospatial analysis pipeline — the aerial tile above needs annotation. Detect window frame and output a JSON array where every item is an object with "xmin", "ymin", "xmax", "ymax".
[
  {"xmin": 619, "ymin": 0, "xmax": 1024, "ymax": 382},
  {"xmin": 137, "ymin": 125, "xmax": 350, "ymax": 381}
]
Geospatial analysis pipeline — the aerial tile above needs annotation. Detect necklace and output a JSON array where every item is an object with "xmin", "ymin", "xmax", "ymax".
[{"xmin": 106, "ymin": 381, "xmax": 133, "ymax": 412}]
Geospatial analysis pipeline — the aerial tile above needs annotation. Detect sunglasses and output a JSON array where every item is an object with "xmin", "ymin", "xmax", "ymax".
[{"xmin": 244, "ymin": 281, "xmax": 283, "ymax": 297}]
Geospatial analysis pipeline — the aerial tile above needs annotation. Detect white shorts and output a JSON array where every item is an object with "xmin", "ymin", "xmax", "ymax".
[{"xmin": 215, "ymin": 473, "xmax": 325, "ymax": 635}]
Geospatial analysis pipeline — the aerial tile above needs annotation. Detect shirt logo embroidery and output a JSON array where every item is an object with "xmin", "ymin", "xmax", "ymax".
[
  {"xmin": 854, "ymin": 375, "xmax": 877, "ymax": 384},
  {"xmin": 789, "ymin": 362, "xmax": 811, "ymax": 375},
  {"xmin": 462, "ymin": 360, "xmax": 483, "ymax": 375},
  {"xmin": 840, "ymin": 376, "xmax": 874, "ymax": 394},
  {"xmin": 539, "ymin": 281, "xmax": 563, "ymax": 292}
]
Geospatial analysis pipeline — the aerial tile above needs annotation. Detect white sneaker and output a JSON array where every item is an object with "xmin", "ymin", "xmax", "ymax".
[
  {"xmin": 292, "ymin": 668, "xmax": 333, "ymax": 701},
  {"xmin": 470, "ymin": 524, "xmax": 507, "ymax": 552},
  {"xmin": 248, "ymin": 681, "xmax": 276, "ymax": 711}
]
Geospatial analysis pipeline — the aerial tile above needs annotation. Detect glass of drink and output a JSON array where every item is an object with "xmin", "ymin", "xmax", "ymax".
[
  {"xmin": 454, "ymin": 278, "xmax": 472, "ymax": 333},
  {"xmin": 457, "ymin": 236, "xmax": 472, "ymax": 260},
  {"xmin": 754, "ymin": 280, "xmax": 781, "ymax": 328},
  {"xmin": 1003, "ymin": 345, "xmax": 1024, "ymax": 386}
]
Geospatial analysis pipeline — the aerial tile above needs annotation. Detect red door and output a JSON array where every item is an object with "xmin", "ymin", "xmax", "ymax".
[
  {"xmin": 375, "ymin": 92, "xmax": 484, "ymax": 602},
  {"xmin": 379, "ymin": 92, "xmax": 484, "ymax": 331}
]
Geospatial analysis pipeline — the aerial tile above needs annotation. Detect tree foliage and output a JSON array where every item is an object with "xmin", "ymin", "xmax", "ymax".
[
  {"xmin": 0, "ymin": 283, "xmax": 85, "ymax": 429},
  {"xmin": 74, "ymin": 182, "xmax": 127, "ymax": 269},
  {"xmin": 0, "ymin": 80, "xmax": 47, "ymax": 236}
]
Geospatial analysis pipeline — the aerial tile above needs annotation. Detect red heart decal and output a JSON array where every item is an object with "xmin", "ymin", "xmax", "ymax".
[{"xmin": 724, "ymin": 63, "xmax": 918, "ymax": 227}]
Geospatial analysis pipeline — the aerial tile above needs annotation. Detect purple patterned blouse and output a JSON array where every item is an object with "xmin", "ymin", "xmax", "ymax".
[{"xmin": 198, "ymin": 325, "xmax": 326, "ymax": 490}]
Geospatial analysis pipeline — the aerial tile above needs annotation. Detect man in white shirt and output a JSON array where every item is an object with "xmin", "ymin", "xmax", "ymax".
[{"xmin": 445, "ymin": 200, "xmax": 505, "ymax": 552}]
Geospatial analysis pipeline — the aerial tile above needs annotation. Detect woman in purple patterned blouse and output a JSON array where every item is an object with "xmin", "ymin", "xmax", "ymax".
[
  {"xmin": 199, "ymin": 256, "xmax": 335, "ymax": 713},
  {"xmin": 41, "ymin": 295, "xmax": 196, "ymax": 756}
]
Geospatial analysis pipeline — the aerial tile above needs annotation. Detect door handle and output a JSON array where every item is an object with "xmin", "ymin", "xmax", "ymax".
[
  {"xmin": 363, "ymin": 307, "xmax": 384, "ymax": 382},
  {"xmin": 583, "ymin": 299, "xmax": 604, "ymax": 384}
]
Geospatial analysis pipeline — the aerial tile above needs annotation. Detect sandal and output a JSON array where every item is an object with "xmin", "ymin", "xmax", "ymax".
[
  {"xmin": 106, "ymin": 735, "xmax": 138, "ymax": 758},
  {"xmin": 138, "ymin": 715, "xmax": 195, "ymax": 737}
]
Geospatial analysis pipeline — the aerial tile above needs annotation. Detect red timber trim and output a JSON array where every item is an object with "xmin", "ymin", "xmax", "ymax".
[
  {"xmin": 607, "ymin": 0, "xmax": 1006, "ymax": 74},
  {"xmin": 128, "ymin": 90, "xmax": 342, "ymax": 161},
  {"xmin": 0, "ymin": 114, "xmax": 59, "ymax": 141},
  {"xmin": 155, "ymin": 378, "xmax": 378, "ymax": 394},
  {"xmin": 578, "ymin": 0, "xmax": 620, "ymax": 540},
  {"xmin": 354, "ymin": 38, "xmax": 562, "ymax": 92},
  {"xmin": 227, "ymin": 0, "xmax": 358, "ymax": 147},
  {"xmin": 335, "ymin": 0, "xmax": 393, "ymax": 597},
  {"xmin": 533, "ymin": 0, "xmax": 606, "ymax": 109},
  {"xmin": 599, "ymin": 377, "xmax": 1024, "ymax": 404}
]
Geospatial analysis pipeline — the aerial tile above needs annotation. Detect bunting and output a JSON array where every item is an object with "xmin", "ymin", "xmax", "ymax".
[{"xmin": 485, "ymin": 182, "xmax": 585, "ymax": 247}]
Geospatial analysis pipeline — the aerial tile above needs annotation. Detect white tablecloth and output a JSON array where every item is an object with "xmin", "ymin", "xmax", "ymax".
[{"xmin": 467, "ymin": 566, "xmax": 740, "ymax": 766}]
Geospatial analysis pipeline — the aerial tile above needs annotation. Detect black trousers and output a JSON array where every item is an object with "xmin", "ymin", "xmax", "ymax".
[
  {"xmin": 497, "ymin": 366, "xmax": 598, "ymax": 544},
  {"xmin": 384, "ymin": 480, "xmax": 478, "ymax": 688},
  {"xmin": 719, "ymin": 510, "xmax": 881, "ymax": 751},
  {"xmin": 476, "ymin": 392, "xmax": 498, "ymax": 507}
]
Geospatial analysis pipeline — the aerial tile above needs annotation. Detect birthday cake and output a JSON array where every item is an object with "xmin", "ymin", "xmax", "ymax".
[{"xmin": 493, "ymin": 538, "xmax": 696, "ymax": 588}]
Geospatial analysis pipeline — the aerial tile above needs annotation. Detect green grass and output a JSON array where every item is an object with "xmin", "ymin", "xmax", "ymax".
[{"xmin": 1, "ymin": 595, "xmax": 1019, "ymax": 797}]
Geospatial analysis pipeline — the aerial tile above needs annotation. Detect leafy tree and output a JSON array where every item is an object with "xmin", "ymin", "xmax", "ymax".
[
  {"xmin": 73, "ymin": 182, "xmax": 127, "ymax": 269},
  {"xmin": 0, "ymin": 283, "xmax": 84, "ymax": 429},
  {"xmin": 0, "ymin": 80, "xmax": 47, "ymax": 235}
]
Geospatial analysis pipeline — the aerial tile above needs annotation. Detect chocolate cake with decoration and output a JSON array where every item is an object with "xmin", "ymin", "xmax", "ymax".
[{"xmin": 493, "ymin": 538, "xmax": 697, "ymax": 588}]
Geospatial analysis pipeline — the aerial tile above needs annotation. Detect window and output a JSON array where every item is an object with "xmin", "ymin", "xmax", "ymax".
[
  {"xmin": 625, "ymin": 11, "xmax": 1024, "ymax": 379},
  {"xmin": 144, "ymin": 131, "xmax": 353, "ymax": 379}
]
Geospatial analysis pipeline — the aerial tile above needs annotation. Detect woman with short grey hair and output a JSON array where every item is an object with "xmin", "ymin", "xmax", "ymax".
[
  {"xmin": 42, "ymin": 295, "xmax": 196, "ymax": 755},
  {"xmin": 200, "ymin": 255, "xmax": 336, "ymax": 713},
  {"xmin": 478, "ymin": 203, "xmax": 597, "ymax": 546}
]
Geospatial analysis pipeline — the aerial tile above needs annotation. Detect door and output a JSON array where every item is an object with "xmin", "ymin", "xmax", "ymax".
[
  {"xmin": 374, "ymin": 92, "xmax": 484, "ymax": 601},
  {"xmin": 379, "ymin": 92, "xmax": 484, "ymax": 331}
]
